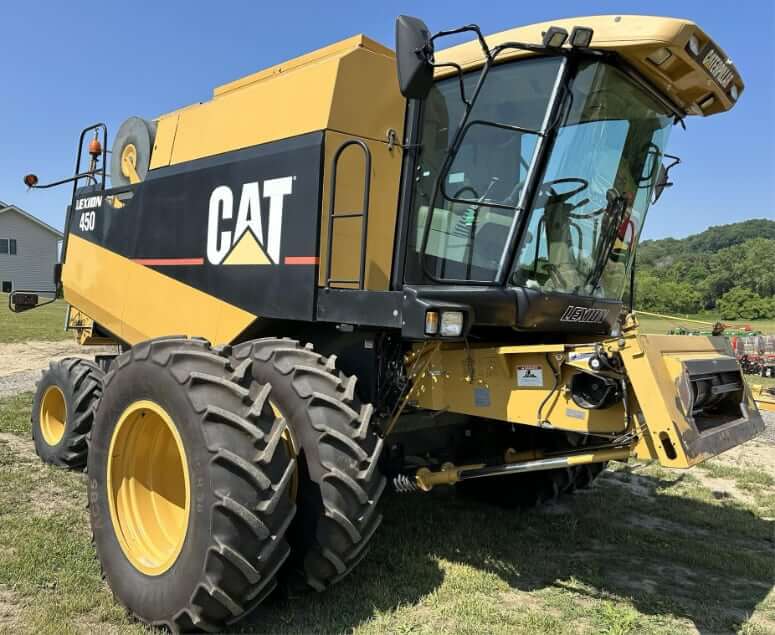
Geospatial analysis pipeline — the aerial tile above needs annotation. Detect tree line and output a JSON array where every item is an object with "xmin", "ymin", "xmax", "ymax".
[{"xmin": 634, "ymin": 219, "xmax": 775, "ymax": 320}]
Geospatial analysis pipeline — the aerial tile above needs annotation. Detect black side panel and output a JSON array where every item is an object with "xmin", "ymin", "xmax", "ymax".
[
  {"xmin": 69, "ymin": 133, "xmax": 324, "ymax": 321},
  {"xmin": 514, "ymin": 287, "xmax": 621, "ymax": 335}
]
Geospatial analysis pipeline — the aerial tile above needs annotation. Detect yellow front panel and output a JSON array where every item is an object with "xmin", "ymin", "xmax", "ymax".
[
  {"xmin": 623, "ymin": 334, "xmax": 764, "ymax": 467},
  {"xmin": 62, "ymin": 235, "xmax": 256, "ymax": 345},
  {"xmin": 414, "ymin": 344, "xmax": 627, "ymax": 434}
]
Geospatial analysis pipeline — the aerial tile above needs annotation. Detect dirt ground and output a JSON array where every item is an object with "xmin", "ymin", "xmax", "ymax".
[{"xmin": 0, "ymin": 341, "xmax": 115, "ymax": 399}]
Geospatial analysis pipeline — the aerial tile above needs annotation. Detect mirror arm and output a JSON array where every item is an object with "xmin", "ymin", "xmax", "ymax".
[
  {"xmin": 431, "ymin": 24, "xmax": 491, "ymax": 62},
  {"xmin": 661, "ymin": 153, "xmax": 681, "ymax": 188},
  {"xmin": 26, "ymin": 171, "xmax": 103, "ymax": 190},
  {"xmin": 431, "ymin": 62, "xmax": 470, "ymax": 106},
  {"xmin": 663, "ymin": 153, "xmax": 681, "ymax": 171}
]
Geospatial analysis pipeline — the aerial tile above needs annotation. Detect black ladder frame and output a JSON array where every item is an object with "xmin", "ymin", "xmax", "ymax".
[{"xmin": 324, "ymin": 139, "xmax": 371, "ymax": 290}]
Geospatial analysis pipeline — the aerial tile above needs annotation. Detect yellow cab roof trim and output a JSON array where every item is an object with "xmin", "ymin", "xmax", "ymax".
[{"xmin": 433, "ymin": 15, "xmax": 744, "ymax": 117}]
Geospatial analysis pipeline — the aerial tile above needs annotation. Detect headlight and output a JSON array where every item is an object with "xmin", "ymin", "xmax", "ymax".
[{"xmin": 440, "ymin": 311, "xmax": 464, "ymax": 337}]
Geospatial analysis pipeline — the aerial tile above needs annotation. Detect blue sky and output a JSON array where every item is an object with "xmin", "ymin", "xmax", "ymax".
[{"xmin": 1, "ymin": 1, "xmax": 772, "ymax": 239}]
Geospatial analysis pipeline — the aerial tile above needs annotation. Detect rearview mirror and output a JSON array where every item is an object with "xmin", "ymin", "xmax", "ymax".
[
  {"xmin": 395, "ymin": 15, "xmax": 434, "ymax": 100},
  {"xmin": 653, "ymin": 163, "xmax": 672, "ymax": 203},
  {"xmin": 9, "ymin": 292, "xmax": 39, "ymax": 312}
]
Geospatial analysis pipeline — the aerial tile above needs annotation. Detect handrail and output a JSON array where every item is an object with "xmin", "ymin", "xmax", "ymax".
[{"xmin": 324, "ymin": 139, "xmax": 372, "ymax": 290}]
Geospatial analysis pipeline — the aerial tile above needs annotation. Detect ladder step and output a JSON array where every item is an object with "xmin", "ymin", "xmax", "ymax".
[
  {"xmin": 331, "ymin": 212, "xmax": 365, "ymax": 219},
  {"xmin": 327, "ymin": 279, "xmax": 360, "ymax": 285}
]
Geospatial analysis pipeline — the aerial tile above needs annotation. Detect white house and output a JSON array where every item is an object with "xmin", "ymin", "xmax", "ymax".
[{"xmin": 0, "ymin": 201, "xmax": 63, "ymax": 294}]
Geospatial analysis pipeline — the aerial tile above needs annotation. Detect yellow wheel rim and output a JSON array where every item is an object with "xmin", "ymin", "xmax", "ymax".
[
  {"xmin": 270, "ymin": 400, "xmax": 299, "ymax": 501},
  {"xmin": 40, "ymin": 385, "xmax": 67, "ymax": 446},
  {"xmin": 107, "ymin": 400, "xmax": 190, "ymax": 576},
  {"xmin": 120, "ymin": 143, "xmax": 141, "ymax": 184}
]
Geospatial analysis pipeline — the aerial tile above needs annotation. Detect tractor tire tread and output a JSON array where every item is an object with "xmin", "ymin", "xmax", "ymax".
[{"xmin": 231, "ymin": 337, "xmax": 386, "ymax": 594}]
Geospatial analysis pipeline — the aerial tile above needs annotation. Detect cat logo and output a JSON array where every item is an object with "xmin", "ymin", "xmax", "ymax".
[{"xmin": 206, "ymin": 177, "xmax": 294, "ymax": 265}]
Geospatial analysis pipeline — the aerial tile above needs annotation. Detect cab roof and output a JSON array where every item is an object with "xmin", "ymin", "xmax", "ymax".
[{"xmin": 434, "ymin": 15, "xmax": 743, "ymax": 117}]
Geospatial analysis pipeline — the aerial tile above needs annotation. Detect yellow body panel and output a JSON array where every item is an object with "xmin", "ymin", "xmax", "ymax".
[
  {"xmin": 149, "ymin": 115, "xmax": 178, "ymax": 170},
  {"xmin": 62, "ymin": 235, "xmax": 256, "ymax": 345},
  {"xmin": 413, "ymin": 330, "xmax": 764, "ymax": 468},
  {"xmin": 151, "ymin": 35, "xmax": 404, "ymax": 169},
  {"xmin": 414, "ymin": 343, "xmax": 628, "ymax": 435},
  {"xmin": 622, "ymin": 334, "xmax": 762, "ymax": 467},
  {"xmin": 435, "ymin": 15, "xmax": 743, "ymax": 117},
  {"xmin": 320, "ymin": 130, "xmax": 402, "ymax": 289}
]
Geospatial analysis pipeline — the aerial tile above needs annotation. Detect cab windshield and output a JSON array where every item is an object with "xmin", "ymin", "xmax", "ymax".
[
  {"xmin": 511, "ymin": 61, "xmax": 673, "ymax": 298},
  {"xmin": 405, "ymin": 57, "xmax": 673, "ymax": 301}
]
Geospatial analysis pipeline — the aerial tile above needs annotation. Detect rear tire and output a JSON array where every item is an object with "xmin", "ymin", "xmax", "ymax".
[
  {"xmin": 88, "ymin": 338, "xmax": 296, "ymax": 631},
  {"xmin": 231, "ymin": 338, "xmax": 386, "ymax": 593},
  {"xmin": 31, "ymin": 357, "xmax": 103, "ymax": 469}
]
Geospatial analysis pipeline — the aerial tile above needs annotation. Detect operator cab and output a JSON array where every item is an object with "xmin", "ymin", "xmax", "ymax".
[{"xmin": 395, "ymin": 15, "xmax": 742, "ymax": 338}]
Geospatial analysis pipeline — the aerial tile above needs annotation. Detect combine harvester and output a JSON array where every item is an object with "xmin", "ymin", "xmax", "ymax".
[{"xmin": 13, "ymin": 13, "xmax": 763, "ymax": 631}]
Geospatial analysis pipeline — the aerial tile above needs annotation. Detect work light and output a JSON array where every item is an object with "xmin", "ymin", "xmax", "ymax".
[
  {"xmin": 647, "ymin": 47, "xmax": 672, "ymax": 65},
  {"xmin": 570, "ymin": 27, "xmax": 593, "ymax": 48},
  {"xmin": 542, "ymin": 26, "xmax": 568, "ymax": 48}
]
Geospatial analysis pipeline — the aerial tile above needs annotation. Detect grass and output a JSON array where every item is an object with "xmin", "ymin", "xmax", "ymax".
[
  {"xmin": 696, "ymin": 461, "xmax": 775, "ymax": 491},
  {"xmin": 0, "ymin": 393, "xmax": 773, "ymax": 634},
  {"xmin": 0, "ymin": 392, "xmax": 33, "ymax": 435},
  {"xmin": 753, "ymin": 376, "xmax": 775, "ymax": 390},
  {"xmin": 635, "ymin": 312, "xmax": 775, "ymax": 336},
  {"xmin": 0, "ymin": 294, "xmax": 68, "ymax": 344}
]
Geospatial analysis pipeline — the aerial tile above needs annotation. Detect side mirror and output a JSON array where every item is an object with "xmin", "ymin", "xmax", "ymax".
[
  {"xmin": 653, "ymin": 163, "xmax": 672, "ymax": 203},
  {"xmin": 395, "ymin": 15, "xmax": 434, "ymax": 100},
  {"xmin": 9, "ymin": 291, "xmax": 39, "ymax": 313}
]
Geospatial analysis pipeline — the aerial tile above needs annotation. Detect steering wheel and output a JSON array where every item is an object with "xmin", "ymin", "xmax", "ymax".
[
  {"xmin": 452, "ymin": 185, "xmax": 480, "ymax": 200},
  {"xmin": 568, "ymin": 186, "xmax": 624, "ymax": 220},
  {"xmin": 538, "ymin": 177, "xmax": 589, "ymax": 204}
]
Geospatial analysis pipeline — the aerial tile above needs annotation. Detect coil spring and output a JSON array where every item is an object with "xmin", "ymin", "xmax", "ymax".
[{"xmin": 392, "ymin": 473, "xmax": 418, "ymax": 493}]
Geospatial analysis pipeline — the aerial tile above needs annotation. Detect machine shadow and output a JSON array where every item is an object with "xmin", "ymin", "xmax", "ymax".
[{"xmin": 241, "ymin": 469, "xmax": 774, "ymax": 633}]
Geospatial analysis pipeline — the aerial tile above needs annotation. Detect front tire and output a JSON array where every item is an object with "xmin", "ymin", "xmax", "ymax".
[
  {"xmin": 32, "ymin": 357, "xmax": 103, "ymax": 469},
  {"xmin": 231, "ymin": 338, "xmax": 386, "ymax": 593},
  {"xmin": 88, "ymin": 338, "xmax": 296, "ymax": 631}
]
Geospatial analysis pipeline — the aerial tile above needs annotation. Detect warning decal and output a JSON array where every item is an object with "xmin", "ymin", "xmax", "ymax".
[{"xmin": 517, "ymin": 365, "xmax": 543, "ymax": 387}]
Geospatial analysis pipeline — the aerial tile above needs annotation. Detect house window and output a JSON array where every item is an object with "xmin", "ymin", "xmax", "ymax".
[
  {"xmin": 0, "ymin": 239, "xmax": 6, "ymax": 254},
  {"xmin": 1, "ymin": 281, "xmax": 11, "ymax": 293},
  {"xmin": 9, "ymin": 239, "xmax": 16, "ymax": 255}
]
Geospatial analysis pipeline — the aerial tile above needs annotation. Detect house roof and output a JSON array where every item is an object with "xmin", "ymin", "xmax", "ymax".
[{"xmin": 0, "ymin": 204, "xmax": 63, "ymax": 239}]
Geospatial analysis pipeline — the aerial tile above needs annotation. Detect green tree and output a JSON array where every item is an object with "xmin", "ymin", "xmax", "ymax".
[{"xmin": 717, "ymin": 288, "xmax": 775, "ymax": 320}]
